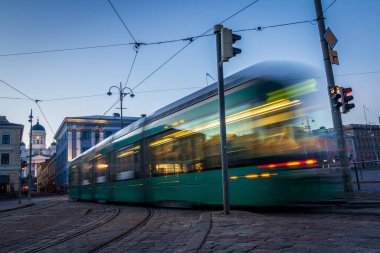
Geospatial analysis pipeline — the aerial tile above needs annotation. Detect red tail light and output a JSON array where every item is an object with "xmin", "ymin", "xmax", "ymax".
[{"xmin": 258, "ymin": 159, "xmax": 317, "ymax": 169}]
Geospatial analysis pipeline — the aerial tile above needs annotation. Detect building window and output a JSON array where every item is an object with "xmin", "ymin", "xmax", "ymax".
[
  {"xmin": 2, "ymin": 135, "xmax": 10, "ymax": 144},
  {"xmin": 81, "ymin": 130, "xmax": 90, "ymax": 140},
  {"xmin": 105, "ymin": 131, "xmax": 113, "ymax": 138},
  {"xmin": 82, "ymin": 147, "xmax": 89, "ymax": 153},
  {"xmin": 1, "ymin": 154, "xmax": 10, "ymax": 165}
]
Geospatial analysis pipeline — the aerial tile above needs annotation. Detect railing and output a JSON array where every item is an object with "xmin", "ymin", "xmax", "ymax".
[{"xmin": 351, "ymin": 159, "xmax": 380, "ymax": 191}]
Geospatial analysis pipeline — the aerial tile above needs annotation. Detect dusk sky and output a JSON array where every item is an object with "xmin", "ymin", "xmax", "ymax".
[{"xmin": 1, "ymin": 0, "xmax": 379, "ymax": 145}]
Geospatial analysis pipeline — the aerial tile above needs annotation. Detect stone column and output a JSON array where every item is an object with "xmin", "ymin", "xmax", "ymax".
[
  {"xmin": 68, "ymin": 130, "xmax": 73, "ymax": 162},
  {"xmin": 99, "ymin": 129, "xmax": 104, "ymax": 142},
  {"xmin": 91, "ymin": 130, "xmax": 96, "ymax": 147},
  {"xmin": 76, "ymin": 129, "xmax": 81, "ymax": 157}
]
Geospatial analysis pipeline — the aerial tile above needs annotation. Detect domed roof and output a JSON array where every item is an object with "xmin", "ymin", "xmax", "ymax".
[
  {"xmin": 20, "ymin": 141, "xmax": 26, "ymax": 146},
  {"xmin": 32, "ymin": 119, "xmax": 45, "ymax": 131}
]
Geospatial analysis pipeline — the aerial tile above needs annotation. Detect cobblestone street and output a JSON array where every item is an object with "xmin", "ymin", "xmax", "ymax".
[{"xmin": 1, "ymin": 191, "xmax": 380, "ymax": 253}]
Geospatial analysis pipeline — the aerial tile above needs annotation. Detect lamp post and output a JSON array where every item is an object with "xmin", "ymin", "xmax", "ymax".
[
  {"xmin": 107, "ymin": 82, "xmax": 135, "ymax": 129},
  {"xmin": 301, "ymin": 115, "xmax": 315, "ymax": 133},
  {"xmin": 28, "ymin": 110, "xmax": 33, "ymax": 201}
]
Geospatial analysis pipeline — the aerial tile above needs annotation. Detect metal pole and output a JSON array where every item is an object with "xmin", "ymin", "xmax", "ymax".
[
  {"xmin": 28, "ymin": 110, "xmax": 33, "ymax": 200},
  {"xmin": 353, "ymin": 162, "xmax": 360, "ymax": 191},
  {"xmin": 18, "ymin": 167, "xmax": 22, "ymax": 204},
  {"xmin": 314, "ymin": 0, "xmax": 353, "ymax": 192},
  {"xmin": 120, "ymin": 82, "xmax": 124, "ymax": 129},
  {"xmin": 369, "ymin": 123, "xmax": 378, "ymax": 161},
  {"xmin": 214, "ymin": 24, "xmax": 230, "ymax": 215}
]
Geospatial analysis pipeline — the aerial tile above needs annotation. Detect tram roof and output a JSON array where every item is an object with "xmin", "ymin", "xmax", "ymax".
[{"xmin": 72, "ymin": 61, "xmax": 317, "ymax": 163}]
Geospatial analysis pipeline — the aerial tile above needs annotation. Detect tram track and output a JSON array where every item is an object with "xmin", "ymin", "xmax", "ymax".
[
  {"xmin": 92, "ymin": 207, "xmax": 154, "ymax": 252},
  {"xmin": 24, "ymin": 207, "xmax": 121, "ymax": 253}
]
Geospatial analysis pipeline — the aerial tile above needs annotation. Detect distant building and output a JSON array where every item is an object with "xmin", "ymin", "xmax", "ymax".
[
  {"xmin": 20, "ymin": 119, "xmax": 56, "ymax": 192},
  {"xmin": 0, "ymin": 116, "xmax": 23, "ymax": 195},
  {"xmin": 54, "ymin": 114, "xmax": 140, "ymax": 191},
  {"xmin": 38, "ymin": 153, "xmax": 56, "ymax": 193},
  {"xmin": 344, "ymin": 124, "xmax": 380, "ymax": 166},
  {"xmin": 312, "ymin": 124, "xmax": 380, "ymax": 167}
]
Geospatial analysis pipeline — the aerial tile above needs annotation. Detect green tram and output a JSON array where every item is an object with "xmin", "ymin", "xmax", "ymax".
[{"xmin": 69, "ymin": 62, "xmax": 343, "ymax": 206}]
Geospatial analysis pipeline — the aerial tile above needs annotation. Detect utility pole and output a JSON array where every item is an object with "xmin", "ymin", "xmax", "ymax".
[
  {"xmin": 314, "ymin": 0, "xmax": 353, "ymax": 192},
  {"xmin": 214, "ymin": 24, "xmax": 230, "ymax": 215},
  {"xmin": 28, "ymin": 110, "xmax": 33, "ymax": 200}
]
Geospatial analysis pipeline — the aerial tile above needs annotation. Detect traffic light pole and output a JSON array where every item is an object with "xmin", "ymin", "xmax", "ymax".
[
  {"xmin": 18, "ymin": 166, "xmax": 22, "ymax": 204},
  {"xmin": 314, "ymin": 0, "xmax": 353, "ymax": 192},
  {"xmin": 28, "ymin": 110, "xmax": 33, "ymax": 200},
  {"xmin": 214, "ymin": 24, "xmax": 230, "ymax": 215}
]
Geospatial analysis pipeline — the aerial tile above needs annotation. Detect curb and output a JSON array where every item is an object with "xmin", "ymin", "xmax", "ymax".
[
  {"xmin": 182, "ymin": 212, "xmax": 211, "ymax": 253},
  {"xmin": 0, "ymin": 203, "xmax": 35, "ymax": 213}
]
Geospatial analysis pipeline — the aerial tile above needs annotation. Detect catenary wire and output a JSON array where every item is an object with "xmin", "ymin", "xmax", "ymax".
[
  {"xmin": 40, "ymin": 94, "xmax": 106, "ymax": 102},
  {"xmin": 131, "ymin": 0, "xmax": 261, "ymax": 91},
  {"xmin": 0, "ymin": 96, "xmax": 29, "ymax": 100},
  {"xmin": 323, "ymin": 0, "xmax": 337, "ymax": 14},
  {"xmin": 0, "ymin": 78, "xmax": 36, "ymax": 102},
  {"xmin": 124, "ymin": 45, "xmax": 139, "ymax": 89},
  {"xmin": 107, "ymin": 0, "xmax": 138, "ymax": 44},
  {"xmin": 35, "ymin": 101, "xmax": 55, "ymax": 134}
]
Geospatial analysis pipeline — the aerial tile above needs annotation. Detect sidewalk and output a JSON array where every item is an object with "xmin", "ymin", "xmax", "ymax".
[
  {"xmin": 184, "ymin": 190, "xmax": 380, "ymax": 253},
  {"xmin": 0, "ymin": 198, "xmax": 35, "ymax": 212}
]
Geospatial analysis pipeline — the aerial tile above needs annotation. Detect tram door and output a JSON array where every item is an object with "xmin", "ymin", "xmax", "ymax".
[{"xmin": 80, "ymin": 162, "xmax": 94, "ymax": 200}]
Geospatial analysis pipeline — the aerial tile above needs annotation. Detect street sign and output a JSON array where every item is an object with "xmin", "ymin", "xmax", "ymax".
[
  {"xmin": 324, "ymin": 27, "xmax": 338, "ymax": 49},
  {"xmin": 329, "ymin": 50, "xmax": 339, "ymax": 65}
]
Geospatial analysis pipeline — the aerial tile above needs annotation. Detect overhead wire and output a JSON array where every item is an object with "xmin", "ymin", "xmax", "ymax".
[
  {"xmin": 107, "ymin": 0, "xmax": 138, "ymax": 44},
  {"xmin": 323, "ymin": 0, "xmax": 337, "ymax": 15},
  {"xmin": 106, "ymin": 0, "xmax": 140, "ymax": 90},
  {"xmin": 0, "ymin": 96, "xmax": 29, "ymax": 100},
  {"xmin": 0, "ymin": 78, "xmax": 35, "ymax": 102},
  {"xmin": 131, "ymin": 0, "xmax": 261, "ymax": 91},
  {"xmin": 100, "ymin": 98, "xmax": 121, "ymax": 119},
  {"xmin": 0, "ymin": 77, "xmax": 55, "ymax": 134},
  {"xmin": 35, "ymin": 101, "xmax": 55, "ymax": 134},
  {"xmin": 39, "ymin": 94, "xmax": 106, "ymax": 102},
  {"xmin": 123, "ymin": 44, "xmax": 139, "ymax": 88}
]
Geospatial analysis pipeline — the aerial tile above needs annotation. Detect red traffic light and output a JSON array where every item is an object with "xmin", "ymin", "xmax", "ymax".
[
  {"xmin": 340, "ymin": 86, "xmax": 355, "ymax": 113},
  {"xmin": 342, "ymin": 87, "xmax": 352, "ymax": 96}
]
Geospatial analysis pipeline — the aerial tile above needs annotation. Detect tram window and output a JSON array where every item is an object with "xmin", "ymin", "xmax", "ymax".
[
  {"xmin": 95, "ymin": 157, "xmax": 108, "ymax": 183},
  {"xmin": 81, "ymin": 162, "xmax": 92, "ymax": 185},
  {"xmin": 70, "ymin": 165, "xmax": 80, "ymax": 186},
  {"xmin": 148, "ymin": 128, "xmax": 205, "ymax": 176},
  {"xmin": 111, "ymin": 144, "xmax": 140, "ymax": 181}
]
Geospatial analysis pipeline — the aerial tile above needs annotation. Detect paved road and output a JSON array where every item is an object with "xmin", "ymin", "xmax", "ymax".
[{"xmin": 1, "ymin": 190, "xmax": 380, "ymax": 253}]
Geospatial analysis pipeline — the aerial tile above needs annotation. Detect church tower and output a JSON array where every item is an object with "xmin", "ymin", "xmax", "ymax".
[{"xmin": 31, "ymin": 118, "xmax": 46, "ymax": 155}]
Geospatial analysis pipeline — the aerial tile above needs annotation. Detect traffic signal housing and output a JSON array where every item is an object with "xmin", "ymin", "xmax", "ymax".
[
  {"xmin": 21, "ymin": 160, "xmax": 27, "ymax": 170},
  {"xmin": 341, "ymin": 87, "xmax": 355, "ymax": 113},
  {"xmin": 221, "ymin": 28, "xmax": 241, "ymax": 62},
  {"xmin": 329, "ymin": 86, "xmax": 343, "ymax": 110}
]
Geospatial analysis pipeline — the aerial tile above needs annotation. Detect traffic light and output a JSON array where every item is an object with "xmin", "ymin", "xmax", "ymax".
[
  {"xmin": 21, "ymin": 160, "xmax": 27, "ymax": 170},
  {"xmin": 329, "ymin": 86, "xmax": 342, "ymax": 110},
  {"xmin": 221, "ymin": 28, "xmax": 241, "ymax": 62},
  {"xmin": 341, "ymin": 87, "xmax": 355, "ymax": 113}
]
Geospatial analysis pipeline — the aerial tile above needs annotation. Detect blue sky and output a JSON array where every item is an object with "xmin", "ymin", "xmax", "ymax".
[{"xmin": 1, "ymin": 0, "xmax": 379, "ymax": 145}]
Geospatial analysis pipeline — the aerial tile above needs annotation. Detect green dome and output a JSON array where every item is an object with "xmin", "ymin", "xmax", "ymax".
[
  {"xmin": 20, "ymin": 141, "xmax": 26, "ymax": 146},
  {"xmin": 32, "ymin": 120, "xmax": 45, "ymax": 131}
]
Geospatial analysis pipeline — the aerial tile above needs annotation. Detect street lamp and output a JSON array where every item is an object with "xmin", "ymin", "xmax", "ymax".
[
  {"xmin": 301, "ymin": 115, "xmax": 315, "ymax": 133},
  {"xmin": 107, "ymin": 82, "xmax": 135, "ymax": 129}
]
